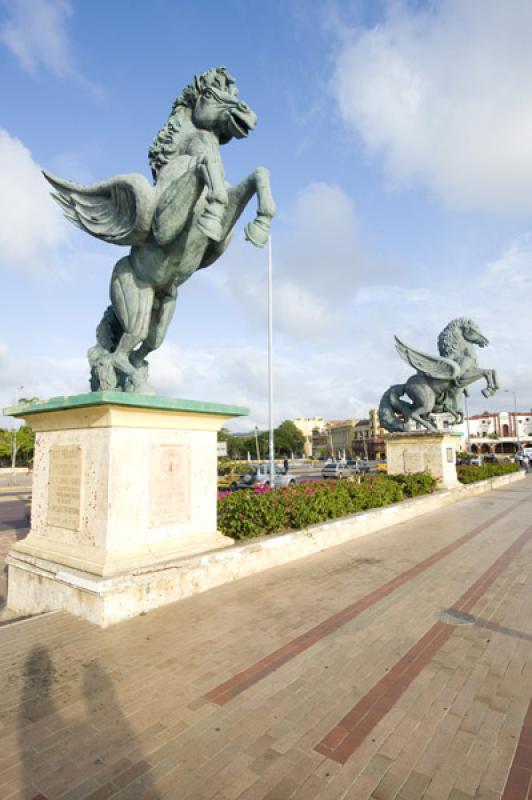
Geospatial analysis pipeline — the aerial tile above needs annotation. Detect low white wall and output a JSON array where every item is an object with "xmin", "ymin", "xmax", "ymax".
[
  {"xmin": 7, "ymin": 470, "xmax": 524, "ymax": 626},
  {"xmin": 187, "ymin": 470, "xmax": 525, "ymax": 582}
]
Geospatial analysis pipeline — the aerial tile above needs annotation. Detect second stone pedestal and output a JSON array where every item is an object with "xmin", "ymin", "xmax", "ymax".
[
  {"xmin": 5, "ymin": 392, "xmax": 247, "ymax": 626},
  {"xmin": 385, "ymin": 431, "xmax": 463, "ymax": 488}
]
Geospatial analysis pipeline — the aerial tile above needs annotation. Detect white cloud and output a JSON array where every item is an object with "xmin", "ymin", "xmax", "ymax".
[
  {"xmin": 333, "ymin": 0, "xmax": 532, "ymax": 213},
  {"xmin": 0, "ymin": 0, "xmax": 74, "ymax": 77},
  {"xmin": 2, "ymin": 230, "xmax": 531, "ymax": 432},
  {"xmin": 214, "ymin": 182, "xmax": 370, "ymax": 341},
  {"xmin": 0, "ymin": 128, "xmax": 68, "ymax": 270}
]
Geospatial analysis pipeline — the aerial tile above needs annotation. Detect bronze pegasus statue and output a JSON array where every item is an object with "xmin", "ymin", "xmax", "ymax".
[
  {"xmin": 379, "ymin": 318, "xmax": 499, "ymax": 433},
  {"xmin": 44, "ymin": 66, "xmax": 276, "ymax": 393}
]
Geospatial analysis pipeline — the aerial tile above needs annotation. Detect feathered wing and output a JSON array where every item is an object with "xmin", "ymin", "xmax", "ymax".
[
  {"xmin": 43, "ymin": 171, "xmax": 156, "ymax": 246},
  {"xmin": 394, "ymin": 336, "xmax": 460, "ymax": 380}
]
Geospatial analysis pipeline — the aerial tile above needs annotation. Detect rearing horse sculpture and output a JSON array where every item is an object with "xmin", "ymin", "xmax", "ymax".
[
  {"xmin": 379, "ymin": 318, "xmax": 499, "ymax": 433},
  {"xmin": 43, "ymin": 66, "xmax": 276, "ymax": 393}
]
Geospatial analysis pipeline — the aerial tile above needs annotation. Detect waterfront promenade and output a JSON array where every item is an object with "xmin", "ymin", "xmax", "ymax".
[{"xmin": 0, "ymin": 478, "xmax": 531, "ymax": 799}]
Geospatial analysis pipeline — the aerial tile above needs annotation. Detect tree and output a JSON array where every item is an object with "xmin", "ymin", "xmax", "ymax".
[
  {"xmin": 217, "ymin": 427, "xmax": 232, "ymax": 443},
  {"xmin": 0, "ymin": 425, "xmax": 35, "ymax": 466},
  {"xmin": 274, "ymin": 420, "xmax": 305, "ymax": 457}
]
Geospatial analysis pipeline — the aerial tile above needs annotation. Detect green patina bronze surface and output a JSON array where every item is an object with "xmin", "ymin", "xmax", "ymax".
[
  {"xmin": 43, "ymin": 66, "xmax": 275, "ymax": 395},
  {"xmin": 379, "ymin": 318, "xmax": 499, "ymax": 433},
  {"xmin": 4, "ymin": 392, "xmax": 249, "ymax": 419}
]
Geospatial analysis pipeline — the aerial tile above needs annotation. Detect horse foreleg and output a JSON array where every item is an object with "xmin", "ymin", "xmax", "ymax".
[
  {"xmin": 196, "ymin": 155, "xmax": 229, "ymax": 242},
  {"xmin": 197, "ymin": 170, "xmax": 277, "ymax": 272},
  {"xmin": 241, "ymin": 168, "xmax": 275, "ymax": 247},
  {"xmin": 244, "ymin": 167, "xmax": 276, "ymax": 247}
]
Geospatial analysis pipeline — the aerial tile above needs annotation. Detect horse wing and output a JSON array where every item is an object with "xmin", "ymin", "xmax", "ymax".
[
  {"xmin": 43, "ymin": 171, "xmax": 156, "ymax": 246},
  {"xmin": 394, "ymin": 336, "xmax": 460, "ymax": 380}
]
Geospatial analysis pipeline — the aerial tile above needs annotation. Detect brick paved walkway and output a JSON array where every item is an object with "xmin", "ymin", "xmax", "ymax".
[{"xmin": 0, "ymin": 478, "xmax": 531, "ymax": 799}]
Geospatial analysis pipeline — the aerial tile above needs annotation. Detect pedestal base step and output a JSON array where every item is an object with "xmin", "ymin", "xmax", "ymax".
[{"xmin": 6, "ymin": 534, "xmax": 234, "ymax": 627}]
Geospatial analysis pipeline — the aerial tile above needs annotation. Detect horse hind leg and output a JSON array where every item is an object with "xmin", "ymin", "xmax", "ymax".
[
  {"xmin": 130, "ymin": 288, "xmax": 178, "ymax": 367},
  {"xmin": 108, "ymin": 257, "xmax": 155, "ymax": 387},
  {"xmin": 404, "ymin": 381, "xmax": 438, "ymax": 432}
]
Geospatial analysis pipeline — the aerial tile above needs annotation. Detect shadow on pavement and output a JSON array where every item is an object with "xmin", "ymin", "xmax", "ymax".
[
  {"xmin": 18, "ymin": 648, "xmax": 161, "ymax": 799},
  {"xmin": 443, "ymin": 607, "xmax": 532, "ymax": 641}
]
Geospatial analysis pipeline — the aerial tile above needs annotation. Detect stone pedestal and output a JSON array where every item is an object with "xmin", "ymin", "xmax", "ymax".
[
  {"xmin": 385, "ymin": 431, "xmax": 463, "ymax": 489},
  {"xmin": 4, "ymin": 392, "xmax": 247, "ymax": 626}
]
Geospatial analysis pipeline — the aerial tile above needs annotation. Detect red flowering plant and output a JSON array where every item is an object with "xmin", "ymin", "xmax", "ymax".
[{"xmin": 218, "ymin": 474, "xmax": 437, "ymax": 540}]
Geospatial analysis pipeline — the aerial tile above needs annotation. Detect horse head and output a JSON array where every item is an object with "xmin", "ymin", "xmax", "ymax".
[
  {"xmin": 460, "ymin": 318, "xmax": 489, "ymax": 349},
  {"xmin": 190, "ymin": 67, "xmax": 257, "ymax": 144},
  {"xmin": 149, "ymin": 66, "xmax": 257, "ymax": 181},
  {"xmin": 438, "ymin": 317, "xmax": 489, "ymax": 358}
]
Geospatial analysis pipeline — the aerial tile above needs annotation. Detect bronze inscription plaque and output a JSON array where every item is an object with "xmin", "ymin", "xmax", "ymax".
[
  {"xmin": 47, "ymin": 445, "xmax": 82, "ymax": 530},
  {"xmin": 403, "ymin": 449, "xmax": 425, "ymax": 473},
  {"xmin": 149, "ymin": 444, "xmax": 191, "ymax": 528}
]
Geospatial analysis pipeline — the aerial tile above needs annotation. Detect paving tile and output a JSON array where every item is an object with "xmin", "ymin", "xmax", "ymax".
[{"xmin": 0, "ymin": 478, "xmax": 531, "ymax": 800}]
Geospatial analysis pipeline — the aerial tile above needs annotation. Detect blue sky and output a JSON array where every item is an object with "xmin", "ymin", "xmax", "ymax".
[{"xmin": 1, "ymin": 0, "xmax": 531, "ymax": 429}]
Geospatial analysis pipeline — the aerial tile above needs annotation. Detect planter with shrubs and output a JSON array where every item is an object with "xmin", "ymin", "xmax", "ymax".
[
  {"xmin": 217, "ymin": 473, "xmax": 438, "ymax": 540},
  {"xmin": 456, "ymin": 462, "xmax": 519, "ymax": 484}
]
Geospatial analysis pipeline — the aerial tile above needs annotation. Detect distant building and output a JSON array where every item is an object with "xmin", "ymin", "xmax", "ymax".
[
  {"xmin": 329, "ymin": 419, "xmax": 359, "ymax": 460},
  {"xmin": 307, "ymin": 409, "xmax": 385, "ymax": 460},
  {"xmin": 291, "ymin": 417, "xmax": 324, "ymax": 457},
  {"xmin": 352, "ymin": 409, "xmax": 386, "ymax": 460},
  {"xmin": 456, "ymin": 410, "xmax": 532, "ymax": 454}
]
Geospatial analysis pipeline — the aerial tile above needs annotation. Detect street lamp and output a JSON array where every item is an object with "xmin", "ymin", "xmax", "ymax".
[
  {"xmin": 267, "ymin": 235, "xmax": 275, "ymax": 486},
  {"xmin": 504, "ymin": 390, "xmax": 519, "ymax": 452},
  {"xmin": 463, "ymin": 393, "xmax": 471, "ymax": 451}
]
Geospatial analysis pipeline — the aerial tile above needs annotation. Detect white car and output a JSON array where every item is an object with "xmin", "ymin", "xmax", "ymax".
[
  {"xmin": 236, "ymin": 464, "xmax": 297, "ymax": 490},
  {"xmin": 321, "ymin": 462, "xmax": 356, "ymax": 480}
]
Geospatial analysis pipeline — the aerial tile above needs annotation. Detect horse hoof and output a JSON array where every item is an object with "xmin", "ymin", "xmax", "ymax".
[
  {"xmin": 245, "ymin": 219, "xmax": 269, "ymax": 248},
  {"xmin": 126, "ymin": 380, "xmax": 156, "ymax": 395}
]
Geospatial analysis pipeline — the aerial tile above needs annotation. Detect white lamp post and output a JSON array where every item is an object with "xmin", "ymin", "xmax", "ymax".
[
  {"xmin": 267, "ymin": 235, "xmax": 275, "ymax": 486},
  {"xmin": 463, "ymin": 393, "xmax": 471, "ymax": 451}
]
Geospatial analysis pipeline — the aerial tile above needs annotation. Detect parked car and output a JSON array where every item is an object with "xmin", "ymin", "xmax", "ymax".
[
  {"xmin": 236, "ymin": 463, "xmax": 297, "ymax": 490},
  {"xmin": 470, "ymin": 456, "xmax": 483, "ymax": 466},
  {"xmin": 321, "ymin": 462, "xmax": 356, "ymax": 480},
  {"xmin": 345, "ymin": 459, "xmax": 370, "ymax": 474},
  {"xmin": 217, "ymin": 467, "xmax": 246, "ymax": 492},
  {"xmin": 375, "ymin": 461, "xmax": 387, "ymax": 473}
]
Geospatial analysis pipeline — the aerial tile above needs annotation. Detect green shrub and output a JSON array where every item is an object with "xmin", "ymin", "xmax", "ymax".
[
  {"xmin": 217, "ymin": 473, "xmax": 434, "ymax": 540},
  {"xmin": 385, "ymin": 472, "xmax": 438, "ymax": 496},
  {"xmin": 217, "ymin": 489, "xmax": 289, "ymax": 539},
  {"xmin": 457, "ymin": 463, "xmax": 519, "ymax": 484}
]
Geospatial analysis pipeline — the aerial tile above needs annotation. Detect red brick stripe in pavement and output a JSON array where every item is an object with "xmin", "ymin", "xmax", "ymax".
[
  {"xmin": 204, "ymin": 498, "xmax": 527, "ymax": 706},
  {"xmin": 501, "ymin": 699, "xmax": 532, "ymax": 800},
  {"xmin": 315, "ymin": 524, "xmax": 532, "ymax": 764}
]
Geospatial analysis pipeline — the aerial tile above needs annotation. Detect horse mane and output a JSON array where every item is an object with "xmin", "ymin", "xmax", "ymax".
[
  {"xmin": 148, "ymin": 66, "xmax": 238, "ymax": 182},
  {"xmin": 437, "ymin": 317, "xmax": 473, "ymax": 358}
]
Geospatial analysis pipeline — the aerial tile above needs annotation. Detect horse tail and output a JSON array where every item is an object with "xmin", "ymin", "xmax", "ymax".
[
  {"xmin": 95, "ymin": 305, "xmax": 123, "ymax": 352},
  {"xmin": 87, "ymin": 306, "xmax": 124, "ymax": 391},
  {"xmin": 379, "ymin": 384, "xmax": 408, "ymax": 432}
]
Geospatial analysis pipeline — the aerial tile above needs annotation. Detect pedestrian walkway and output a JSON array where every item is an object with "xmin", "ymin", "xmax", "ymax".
[{"xmin": 0, "ymin": 478, "xmax": 531, "ymax": 799}]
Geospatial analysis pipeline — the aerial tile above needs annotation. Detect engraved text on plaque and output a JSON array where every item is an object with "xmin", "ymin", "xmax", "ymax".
[
  {"xmin": 47, "ymin": 445, "xmax": 82, "ymax": 530},
  {"xmin": 149, "ymin": 444, "xmax": 191, "ymax": 528},
  {"xmin": 403, "ymin": 449, "xmax": 425, "ymax": 473}
]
